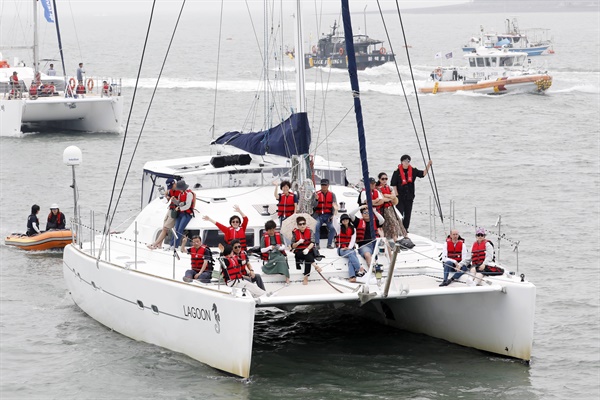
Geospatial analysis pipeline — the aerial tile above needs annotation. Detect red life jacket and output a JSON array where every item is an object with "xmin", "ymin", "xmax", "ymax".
[
  {"xmin": 398, "ymin": 165, "xmax": 414, "ymax": 185},
  {"xmin": 355, "ymin": 218, "xmax": 379, "ymax": 242},
  {"xmin": 316, "ymin": 190, "xmax": 334, "ymax": 215},
  {"xmin": 217, "ymin": 217, "xmax": 248, "ymax": 250},
  {"xmin": 222, "ymin": 255, "xmax": 243, "ymax": 282},
  {"xmin": 335, "ymin": 225, "xmax": 355, "ymax": 248},
  {"xmin": 76, "ymin": 84, "xmax": 85, "ymax": 94},
  {"xmin": 277, "ymin": 192, "xmax": 295, "ymax": 217},
  {"xmin": 236, "ymin": 251, "xmax": 250, "ymax": 276},
  {"xmin": 471, "ymin": 240, "xmax": 491, "ymax": 266},
  {"xmin": 178, "ymin": 190, "xmax": 194, "ymax": 215},
  {"xmin": 190, "ymin": 245, "xmax": 212, "ymax": 272},
  {"xmin": 380, "ymin": 184, "xmax": 393, "ymax": 208},
  {"xmin": 168, "ymin": 189, "xmax": 181, "ymax": 209},
  {"xmin": 261, "ymin": 232, "xmax": 286, "ymax": 260},
  {"xmin": 103, "ymin": 83, "xmax": 109, "ymax": 92},
  {"xmin": 446, "ymin": 238, "xmax": 464, "ymax": 262},
  {"xmin": 44, "ymin": 84, "xmax": 55, "ymax": 94},
  {"xmin": 293, "ymin": 228, "xmax": 312, "ymax": 252},
  {"xmin": 29, "ymin": 84, "xmax": 38, "ymax": 96}
]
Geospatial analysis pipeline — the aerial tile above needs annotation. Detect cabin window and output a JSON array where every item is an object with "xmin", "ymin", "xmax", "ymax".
[
  {"xmin": 469, "ymin": 58, "xmax": 476, "ymax": 67},
  {"xmin": 485, "ymin": 58, "xmax": 491, "ymax": 67},
  {"xmin": 491, "ymin": 57, "xmax": 497, "ymax": 67},
  {"xmin": 500, "ymin": 57, "xmax": 513, "ymax": 67},
  {"xmin": 476, "ymin": 58, "xmax": 485, "ymax": 67},
  {"xmin": 314, "ymin": 169, "xmax": 347, "ymax": 186}
]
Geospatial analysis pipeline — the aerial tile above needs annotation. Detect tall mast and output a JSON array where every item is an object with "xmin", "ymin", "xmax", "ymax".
[
  {"xmin": 33, "ymin": 0, "xmax": 39, "ymax": 72},
  {"xmin": 293, "ymin": 0, "xmax": 306, "ymax": 113}
]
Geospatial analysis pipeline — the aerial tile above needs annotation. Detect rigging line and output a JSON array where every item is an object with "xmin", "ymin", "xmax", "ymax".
[
  {"xmin": 376, "ymin": 0, "xmax": 444, "ymax": 221},
  {"xmin": 101, "ymin": 0, "xmax": 158, "ymax": 241},
  {"xmin": 313, "ymin": 104, "xmax": 354, "ymax": 153},
  {"xmin": 210, "ymin": 0, "xmax": 225, "ymax": 140},
  {"xmin": 392, "ymin": 1, "xmax": 443, "ymax": 222},
  {"xmin": 107, "ymin": 0, "xmax": 189, "ymax": 233},
  {"xmin": 67, "ymin": 0, "xmax": 84, "ymax": 66}
]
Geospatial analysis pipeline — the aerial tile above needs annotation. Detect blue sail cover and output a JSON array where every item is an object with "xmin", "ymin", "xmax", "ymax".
[{"xmin": 212, "ymin": 112, "xmax": 311, "ymax": 158}]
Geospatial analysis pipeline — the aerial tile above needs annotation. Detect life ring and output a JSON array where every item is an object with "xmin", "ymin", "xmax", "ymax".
[
  {"xmin": 379, "ymin": 47, "xmax": 387, "ymax": 55},
  {"xmin": 312, "ymin": 45, "xmax": 317, "ymax": 54},
  {"xmin": 339, "ymin": 48, "xmax": 344, "ymax": 56},
  {"xmin": 86, "ymin": 78, "xmax": 94, "ymax": 91},
  {"xmin": 69, "ymin": 77, "xmax": 76, "ymax": 90}
]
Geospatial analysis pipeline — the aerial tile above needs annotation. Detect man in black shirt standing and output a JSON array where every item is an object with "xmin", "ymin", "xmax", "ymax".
[{"xmin": 390, "ymin": 154, "xmax": 432, "ymax": 232}]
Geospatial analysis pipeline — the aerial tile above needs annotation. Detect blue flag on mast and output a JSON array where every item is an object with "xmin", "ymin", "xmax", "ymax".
[{"xmin": 40, "ymin": 0, "xmax": 55, "ymax": 23}]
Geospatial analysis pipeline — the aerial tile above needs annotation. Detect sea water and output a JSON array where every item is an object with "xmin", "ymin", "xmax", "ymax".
[{"xmin": 1, "ymin": 8, "xmax": 598, "ymax": 400}]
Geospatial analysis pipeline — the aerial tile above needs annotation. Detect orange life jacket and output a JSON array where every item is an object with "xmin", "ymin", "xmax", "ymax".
[
  {"xmin": 277, "ymin": 192, "xmax": 296, "ymax": 217},
  {"xmin": 398, "ymin": 165, "xmax": 414, "ymax": 185},
  {"xmin": 293, "ymin": 228, "xmax": 312, "ymax": 252},
  {"xmin": 446, "ymin": 238, "xmax": 464, "ymax": 262},
  {"xmin": 261, "ymin": 232, "xmax": 286, "ymax": 260},
  {"xmin": 335, "ymin": 225, "xmax": 355, "ymax": 248}
]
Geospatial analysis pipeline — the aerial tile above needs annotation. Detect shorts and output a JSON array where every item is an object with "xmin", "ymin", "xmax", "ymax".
[{"xmin": 163, "ymin": 212, "xmax": 176, "ymax": 229}]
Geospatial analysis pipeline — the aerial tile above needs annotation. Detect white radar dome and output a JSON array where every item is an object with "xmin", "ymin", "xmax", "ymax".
[{"xmin": 63, "ymin": 146, "xmax": 82, "ymax": 166}]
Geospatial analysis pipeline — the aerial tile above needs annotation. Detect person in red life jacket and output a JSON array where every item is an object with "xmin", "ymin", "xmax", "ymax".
[
  {"xmin": 390, "ymin": 154, "xmax": 432, "ymax": 232},
  {"xmin": 43, "ymin": 81, "xmax": 55, "ymax": 96},
  {"xmin": 311, "ymin": 178, "xmax": 338, "ymax": 249},
  {"xmin": 169, "ymin": 180, "xmax": 194, "ymax": 249},
  {"xmin": 376, "ymin": 172, "xmax": 406, "ymax": 241},
  {"xmin": 75, "ymin": 83, "xmax": 86, "ymax": 96},
  {"xmin": 9, "ymin": 71, "xmax": 21, "ymax": 98},
  {"xmin": 358, "ymin": 177, "xmax": 384, "ymax": 208},
  {"xmin": 29, "ymin": 81, "xmax": 39, "ymax": 98},
  {"xmin": 46, "ymin": 203, "xmax": 66, "ymax": 230},
  {"xmin": 260, "ymin": 220, "xmax": 290, "ymax": 285},
  {"xmin": 332, "ymin": 213, "xmax": 363, "ymax": 282},
  {"xmin": 439, "ymin": 229, "xmax": 470, "ymax": 286},
  {"xmin": 181, "ymin": 235, "xmax": 213, "ymax": 283},
  {"xmin": 466, "ymin": 227, "xmax": 496, "ymax": 286},
  {"xmin": 230, "ymin": 239, "xmax": 266, "ymax": 290},
  {"xmin": 203, "ymin": 204, "xmax": 249, "ymax": 251},
  {"xmin": 273, "ymin": 180, "xmax": 298, "ymax": 226},
  {"xmin": 352, "ymin": 205, "xmax": 385, "ymax": 267},
  {"xmin": 148, "ymin": 178, "xmax": 181, "ymax": 250},
  {"xmin": 101, "ymin": 80, "xmax": 111, "ymax": 97},
  {"xmin": 291, "ymin": 216, "xmax": 322, "ymax": 285},
  {"xmin": 220, "ymin": 244, "xmax": 265, "ymax": 296}
]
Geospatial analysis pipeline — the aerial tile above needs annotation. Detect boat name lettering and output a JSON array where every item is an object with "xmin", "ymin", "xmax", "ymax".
[{"xmin": 183, "ymin": 305, "xmax": 212, "ymax": 321}]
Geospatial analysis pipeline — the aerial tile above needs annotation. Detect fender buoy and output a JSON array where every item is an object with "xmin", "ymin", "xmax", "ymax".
[
  {"xmin": 69, "ymin": 77, "xmax": 76, "ymax": 90},
  {"xmin": 86, "ymin": 78, "xmax": 94, "ymax": 91},
  {"xmin": 312, "ymin": 45, "xmax": 317, "ymax": 54},
  {"xmin": 379, "ymin": 47, "xmax": 387, "ymax": 55},
  {"xmin": 0, "ymin": 60, "xmax": 9, "ymax": 68},
  {"xmin": 339, "ymin": 48, "xmax": 344, "ymax": 56}
]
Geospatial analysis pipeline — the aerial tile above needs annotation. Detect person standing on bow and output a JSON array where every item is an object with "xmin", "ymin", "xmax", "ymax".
[
  {"xmin": 47, "ymin": 63, "xmax": 56, "ymax": 76},
  {"xmin": 358, "ymin": 177, "xmax": 384, "ymax": 208},
  {"xmin": 312, "ymin": 178, "xmax": 338, "ymax": 249},
  {"xmin": 170, "ymin": 180, "xmax": 194, "ymax": 249},
  {"xmin": 76, "ymin": 63, "xmax": 85, "ymax": 84},
  {"xmin": 26, "ymin": 205, "xmax": 41, "ymax": 236},
  {"xmin": 376, "ymin": 172, "xmax": 406, "ymax": 241},
  {"xmin": 229, "ymin": 239, "xmax": 266, "ymax": 290},
  {"xmin": 274, "ymin": 180, "xmax": 298, "ymax": 227},
  {"xmin": 148, "ymin": 178, "xmax": 180, "ymax": 250},
  {"xmin": 46, "ymin": 204, "xmax": 66, "ymax": 230},
  {"xmin": 260, "ymin": 220, "xmax": 290, "ymax": 286},
  {"xmin": 439, "ymin": 229, "xmax": 470, "ymax": 287},
  {"xmin": 181, "ymin": 235, "xmax": 213, "ymax": 283},
  {"xmin": 390, "ymin": 154, "xmax": 432, "ymax": 232},
  {"xmin": 203, "ymin": 205, "xmax": 249, "ymax": 251},
  {"xmin": 291, "ymin": 216, "xmax": 321, "ymax": 285},
  {"xmin": 332, "ymin": 213, "xmax": 363, "ymax": 282}
]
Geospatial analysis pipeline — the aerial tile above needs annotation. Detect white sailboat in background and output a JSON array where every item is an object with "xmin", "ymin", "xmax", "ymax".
[
  {"xmin": 0, "ymin": 0, "xmax": 123, "ymax": 135},
  {"xmin": 62, "ymin": 0, "xmax": 535, "ymax": 379}
]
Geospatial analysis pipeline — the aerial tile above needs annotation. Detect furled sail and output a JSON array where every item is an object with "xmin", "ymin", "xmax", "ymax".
[{"xmin": 212, "ymin": 112, "xmax": 311, "ymax": 158}]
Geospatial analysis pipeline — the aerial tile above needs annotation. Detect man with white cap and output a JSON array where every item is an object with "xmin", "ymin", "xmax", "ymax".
[{"xmin": 46, "ymin": 204, "xmax": 66, "ymax": 230}]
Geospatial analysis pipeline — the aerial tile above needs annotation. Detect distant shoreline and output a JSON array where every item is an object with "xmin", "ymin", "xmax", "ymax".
[{"xmin": 397, "ymin": 1, "xmax": 599, "ymax": 14}]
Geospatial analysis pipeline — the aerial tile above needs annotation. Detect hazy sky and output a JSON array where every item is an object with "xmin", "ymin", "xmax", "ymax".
[{"xmin": 1, "ymin": 0, "xmax": 472, "ymax": 17}]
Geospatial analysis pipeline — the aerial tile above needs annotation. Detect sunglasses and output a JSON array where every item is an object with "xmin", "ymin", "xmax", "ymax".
[
  {"xmin": 476, "ymin": 233, "xmax": 486, "ymax": 237},
  {"xmin": 233, "ymin": 245, "xmax": 241, "ymax": 249},
  {"xmin": 297, "ymin": 222, "xmax": 306, "ymax": 226},
  {"xmin": 381, "ymin": 177, "xmax": 388, "ymax": 181},
  {"xmin": 232, "ymin": 220, "xmax": 240, "ymax": 224}
]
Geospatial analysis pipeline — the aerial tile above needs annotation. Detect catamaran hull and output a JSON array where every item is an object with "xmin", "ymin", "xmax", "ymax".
[
  {"xmin": 63, "ymin": 245, "xmax": 256, "ymax": 378},
  {"xmin": 462, "ymin": 46, "xmax": 550, "ymax": 56},
  {"xmin": 1, "ymin": 96, "xmax": 123, "ymax": 135},
  {"xmin": 360, "ymin": 281, "xmax": 535, "ymax": 361},
  {"xmin": 419, "ymin": 74, "xmax": 552, "ymax": 95}
]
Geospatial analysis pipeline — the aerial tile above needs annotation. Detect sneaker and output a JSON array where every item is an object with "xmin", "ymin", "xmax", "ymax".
[
  {"xmin": 349, "ymin": 276, "xmax": 357, "ymax": 283},
  {"xmin": 439, "ymin": 280, "xmax": 450, "ymax": 287},
  {"xmin": 327, "ymin": 244, "xmax": 335, "ymax": 249},
  {"xmin": 183, "ymin": 276, "xmax": 193, "ymax": 283}
]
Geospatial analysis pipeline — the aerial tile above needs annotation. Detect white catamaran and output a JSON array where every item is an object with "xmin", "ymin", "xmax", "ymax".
[
  {"xmin": 0, "ymin": 0, "xmax": 123, "ymax": 135},
  {"xmin": 62, "ymin": 1, "xmax": 535, "ymax": 378}
]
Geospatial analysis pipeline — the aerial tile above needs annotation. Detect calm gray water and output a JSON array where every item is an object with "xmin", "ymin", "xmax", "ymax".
[{"xmin": 1, "ymin": 7, "xmax": 599, "ymax": 400}]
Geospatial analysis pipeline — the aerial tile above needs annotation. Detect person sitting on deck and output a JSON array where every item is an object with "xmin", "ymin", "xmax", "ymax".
[
  {"xmin": 42, "ymin": 82, "xmax": 55, "ymax": 96},
  {"xmin": 231, "ymin": 239, "xmax": 266, "ymax": 290},
  {"xmin": 332, "ymin": 213, "xmax": 363, "ymax": 282},
  {"xmin": 312, "ymin": 178, "xmax": 338, "ymax": 249},
  {"xmin": 181, "ymin": 235, "xmax": 213, "ymax": 283},
  {"xmin": 203, "ymin": 205, "xmax": 249, "ymax": 251},
  {"xmin": 274, "ymin": 180, "xmax": 298, "ymax": 227},
  {"xmin": 290, "ymin": 216, "xmax": 321, "ymax": 285},
  {"xmin": 101, "ymin": 80, "xmax": 111, "ymax": 97},
  {"xmin": 439, "ymin": 229, "xmax": 470, "ymax": 287},
  {"xmin": 148, "ymin": 178, "xmax": 180, "ymax": 250},
  {"xmin": 220, "ymin": 244, "xmax": 265, "ymax": 297},
  {"xmin": 46, "ymin": 204, "xmax": 66, "ymax": 230},
  {"xmin": 466, "ymin": 227, "xmax": 500, "ymax": 286},
  {"xmin": 260, "ymin": 220, "xmax": 290, "ymax": 286},
  {"xmin": 351, "ymin": 205, "xmax": 385, "ymax": 267}
]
